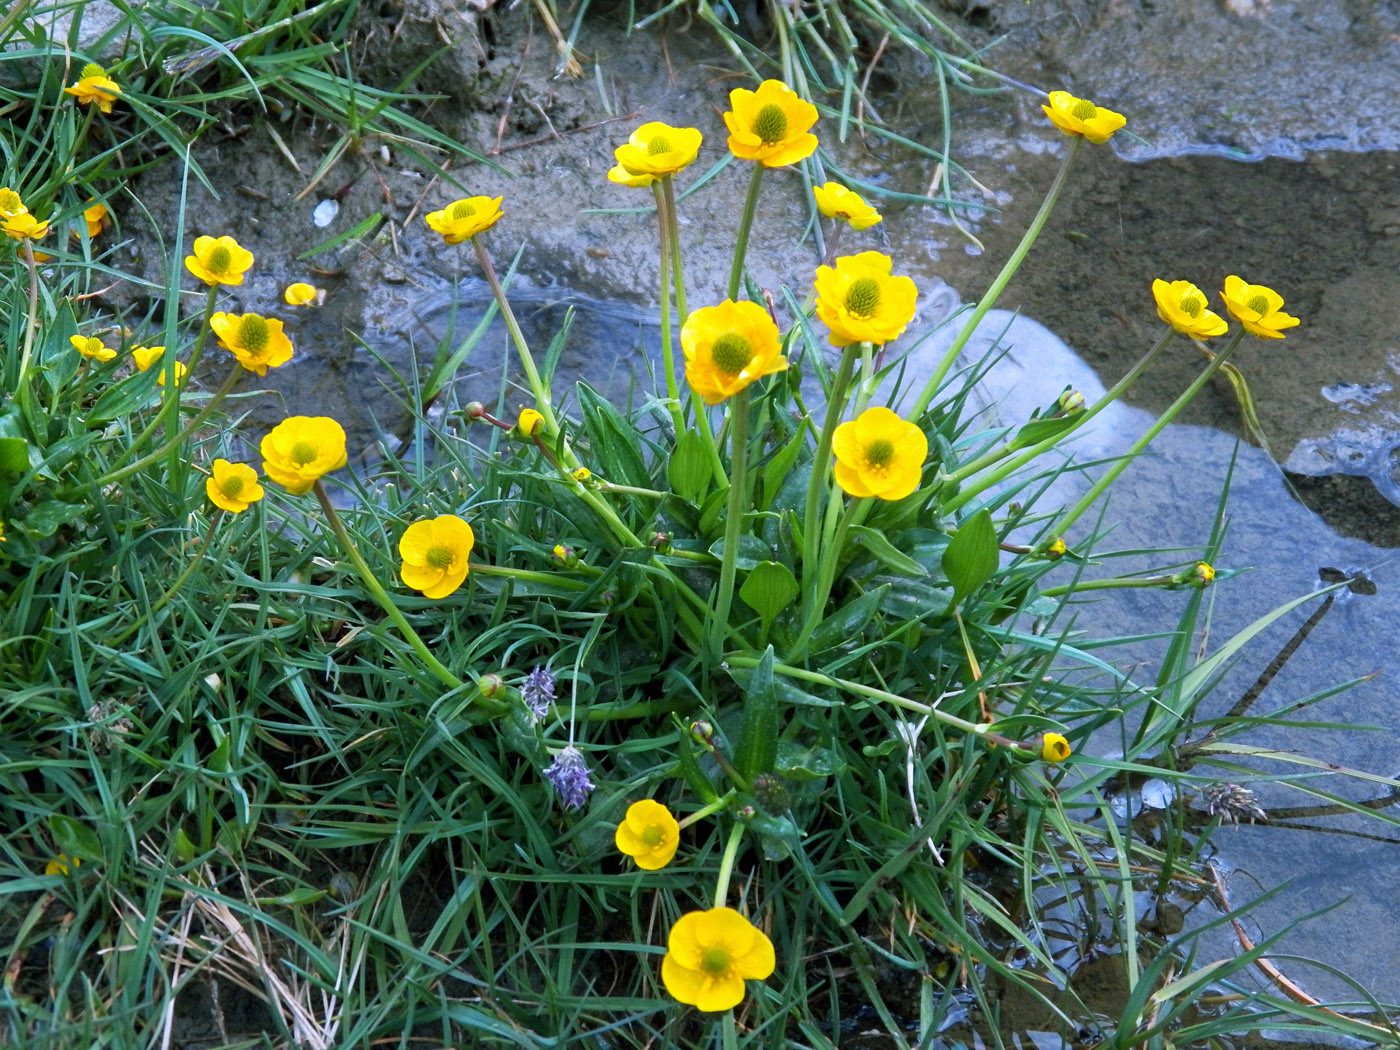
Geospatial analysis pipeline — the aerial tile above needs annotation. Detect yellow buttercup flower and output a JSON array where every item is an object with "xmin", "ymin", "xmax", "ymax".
[
  {"xmin": 571, "ymin": 466, "xmax": 591, "ymax": 482},
  {"xmin": 1041, "ymin": 733, "xmax": 1072, "ymax": 763},
  {"xmin": 210, "ymin": 312, "xmax": 294, "ymax": 375},
  {"xmin": 814, "ymin": 251, "xmax": 918, "ymax": 347},
  {"xmin": 723, "ymin": 79, "xmax": 818, "ymax": 168},
  {"xmin": 608, "ymin": 122, "xmax": 703, "ymax": 185},
  {"xmin": 399, "ymin": 514, "xmax": 475, "ymax": 599},
  {"xmin": 0, "ymin": 188, "xmax": 25, "ymax": 217},
  {"xmin": 3, "ymin": 212, "xmax": 49, "ymax": 241},
  {"xmin": 425, "ymin": 196, "xmax": 503, "ymax": 244},
  {"xmin": 614, "ymin": 799, "xmax": 680, "ymax": 870},
  {"xmin": 1221, "ymin": 275, "xmax": 1299, "ymax": 339},
  {"xmin": 184, "ymin": 235, "xmax": 254, "ymax": 286},
  {"xmin": 70, "ymin": 335, "xmax": 116, "ymax": 362},
  {"xmin": 64, "ymin": 65, "xmax": 122, "ymax": 114},
  {"xmin": 518, "ymin": 408, "xmax": 545, "ymax": 436},
  {"xmin": 284, "ymin": 281, "xmax": 323, "ymax": 306},
  {"xmin": 607, "ymin": 166, "xmax": 656, "ymax": 189},
  {"xmin": 832, "ymin": 406, "xmax": 927, "ymax": 501},
  {"xmin": 260, "ymin": 416, "xmax": 347, "ymax": 495},
  {"xmin": 131, "ymin": 345, "xmax": 165, "ymax": 372},
  {"xmin": 83, "ymin": 201, "xmax": 108, "ymax": 238},
  {"xmin": 1152, "ymin": 279, "xmax": 1227, "ymax": 339},
  {"xmin": 661, "ymin": 907, "xmax": 775, "ymax": 1012},
  {"xmin": 680, "ymin": 299, "xmax": 786, "ymax": 405},
  {"xmin": 206, "ymin": 459, "xmax": 265, "ymax": 513},
  {"xmin": 45, "ymin": 854, "xmax": 82, "ymax": 876},
  {"xmin": 813, "ymin": 182, "xmax": 882, "ymax": 230},
  {"xmin": 158, "ymin": 361, "xmax": 187, "ymax": 387},
  {"xmin": 1042, "ymin": 91, "xmax": 1126, "ymax": 144}
]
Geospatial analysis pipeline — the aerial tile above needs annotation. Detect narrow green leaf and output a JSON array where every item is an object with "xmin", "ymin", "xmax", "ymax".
[
  {"xmin": 732, "ymin": 645, "xmax": 778, "ymax": 778},
  {"xmin": 943, "ymin": 509, "xmax": 998, "ymax": 604}
]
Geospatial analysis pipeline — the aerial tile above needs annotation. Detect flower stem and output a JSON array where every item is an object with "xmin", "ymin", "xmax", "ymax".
[
  {"xmin": 14, "ymin": 242, "xmax": 41, "ymax": 421},
  {"xmin": 709, "ymin": 387, "xmax": 751, "ymax": 660},
  {"xmin": 661, "ymin": 176, "xmax": 688, "ymax": 324},
  {"xmin": 472, "ymin": 235, "xmax": 557, "ymax": 429},
  {"xmin": 910, "ymin": 136, "xmax": 1084, "ymax": 419},
  {"xmin": 713, "ymin": 819, "xmax": 746, "ymax": 907},
  {"xmin": 788, "ymin": 496, "xmax": 862, "ymax": 659},
  {"xmin": 798, "ymin": 344, "xmax": 859, "ymax": 633},
  {"xmin": 727, "ymin": 163, "xmax": 765, "ymax": 301},
  {"xmin": 1039, "ymin": 574, "xmax": 1182, "ymax": 599},
  {"xmin": 651, "ymin": 179, "xmax": 686, "ymax": 438},
  {"xmin": 677, "ymin": 790, "xmax": 737, "ymax": 830},
  {"xmin": 1052, "ymin": 327, "xmax": 1247, "ymax": 538}
]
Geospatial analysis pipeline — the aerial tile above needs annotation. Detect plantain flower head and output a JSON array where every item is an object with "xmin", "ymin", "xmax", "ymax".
[
  {"xmin": 614, "ymin": 799, "xmax": 680, "ymax": 870},
  {"xmin": 1221, "ymin": 276, "xmax": 1299, "ymax": 339},
  {"xmin": 206, "ymin": 459, "xmax": 265, "ymax": 513},
  {"xmin": 399, "ymin": 514, "xmax": 475, "ymax": 599},
  {"xmin": 425, "ymin": 196, "xmax": 503, "ymax": 244},
  {"xmin": 64, "ymin": 64, "xmax": 122, "ymax": 114},
  {"xmin": 814, "ymin": 251, "xmax": 918, "ymax": 347},
  {"xmin": 813, "ymin": 182, "xmax": 882, "ymax": 230},
  {"xmin": 1042, "ymin": 91, "xmax": 1126, "ymax": 144},
  {"xmin": 185, "ymin": 235, "xmax": 254, "ymax": 286},
  {"xmin": 609, "ymin": 122, "xmax": 703, "ymax": 185},
  {"xmin": 723, "ymin": 79, "xmax": 818, "ymax": 168},
  {"xmin": 661, "ymin": 907, "xmax": 775, "ymax": 1012},
  {"xmin": 832, "ymin": 406, "xmax": 927, "ymax": 501},
  {"xmin": 681, "ymin": 299, "xmax": 787, "ymax": 405},
  {"xmin": 260, "ymin": 416, "xmax": 347, "ymax": 495},
  {"xmin": 1152, "ymin": 278, "xmax": 1228, "ymax": 339},
  {"xmin": 210, "ymin": 312, "xmax": 294, "ymax": 376}
]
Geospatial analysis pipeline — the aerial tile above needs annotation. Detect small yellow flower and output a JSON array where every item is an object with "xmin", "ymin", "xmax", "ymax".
[
  {"xmin": 661, "ymin": 907, "xmax": 775, "ymax": 1012},
  {"xmin": 260, "ymin": 416, "xmax": 347, "ymax": 495},
  {"xmin": 64, "ymin": 65, "xmax": 122, "ymax": 114},
  {"xmin": 1187, "ymin": 561, "xmax": 1216, "ymax": 588},
  {"xmin": 3, "ymin": 211, "xmax": 49, "ymax": 241},
  {"xmin": 284, "ymin": 281, "xmax": 323, "ymax": 306},
  {"xmin": 83, "ymin": 201, "xmax": 108, "ymax": 238},
  {"xmin": 1042, "ymin": 91, "xmax": 1126, "ymax": 144},
  {"xmin": 185, "ymin": 235, "xmax": 254, "ymax": 286},
  {"xmin": 614, "ymin": 799, "xmax": 680, "ymax": 870},
  {"xmin": 210, "ymin": 312, "xmax": 294, "ymax": 375},
  {"xmin": 814, "ymin": 251, "xmax": 918, "ymax": 347},
  {"xmin": 571, "ymin": 466, "xmax": 591, "ymax": 482},
  {"xmin": 158, "ymin": 361, "xmax": 187, "ymax": 387},
  {"xmin": 813, "ymin": 182, "xmax": 882, "ymax": 230},
  {"xmin": 70, "ymin": 335, "xmax": 116, "ymax": 362},
  {"xmin": 1152, "ymin": 279, "xmax": 1227, "ymax": 339},
  {"xmin": 45, "ymin": 854, "xmax": 82, "ymax": 876},
  {"xmin": 1045, "ymin": 537, "xmax": 1068, "ymax": 558},
  {"xmin": 0, "ymin": 188, "xmax": 25, "ymax": 217},
  {"xmin": 723, "ymin": 79, "xmax": 819, "ymax": 168},
  {"xmin": 608, "ymin": 122, "xmax": 703, "ymax": 185},
  {"xmin": 131, "ymin": 345, "xmax": 166, "ymax": 372},
  {"xmin": 680, "ymin": 299, "xmax": 787, "ymax": 405},
  {"xmin": 399, "ymin": 514, "xmax": 475, "ymax": 599},
  {"xmin": 1041, "ymin": 733, "xmax": 1072, "ymax": 763},
  {"xmin": 206, "ymin": 459, "xmax": 265, "ymax": 513},
  {"xmin": 1220, "ymin": 275, "xmax": 1299, "ymax": 339},
  {"xmin": 425, "ymin": 196, "xmax": 503, "ymax": 244},
  {"xmin": 832, "ymin": 406, "xmax": 927, "ymax": 501},
  {"xmin": 518, "ymin": 408, "xmax": 545, "ymax": 437}
]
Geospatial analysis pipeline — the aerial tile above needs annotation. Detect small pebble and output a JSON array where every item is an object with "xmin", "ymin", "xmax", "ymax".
[{"xmin": 313, "ymin": 199, "xmax": 339, "ymax": 227}]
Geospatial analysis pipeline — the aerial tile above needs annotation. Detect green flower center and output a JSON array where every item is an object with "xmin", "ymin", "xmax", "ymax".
[
  {"xmin": 1071, "ymin": 99, "xmax": 1098, "ymax": 121},
  {"xmin": 451, "ymin": 201, "xmax": 477, "ymax": 220},
  {"xmin": 425, "ymin": 545, "xmax": 454, "ymax": 569},
  {"xmin": 1246, "ymin": 294, "xmax": 1269, "ymax": 315},
  {"xmin": 864, "ymin": 438, "xmax": 895, "ymax": 469},
  {"xmin": 641, "ymin": 825, "xmax": 664, "ymax": 847},
  {"xmin": 290, "ymin": 441, "xmax": 319, "ymax": 466},
  {"xmin": 207, "ymin": 245, "xmax": 232, "ymax": 274},
  {"xmin": 81, "ymin": 63, "xmax": 106, "ymax": 79},
  {"xmin": 238, "ymin": 315, "xmax": 270, "ymax": 353},
  {"xmin": 845, "ymin": 277, "xmax": 882, "ymax": 317},
  {"xmin": 220, "ymin": 475, "xmax": 245, "ymax": 498},
  {"xmin": 647, "ymin": 134, "xmax": 672, "ymax": 156},
  {"xmin": 1180, "ymin": 295, "xmax": 1202, "ymax": 319},
  {"xmin": 752, "ymin": 104, "xmax": 788, "ymax": 144},
  {"xmin": 710, "ymin": 333, "xmax": 753, "ymax": 375},
  {"xmin": 700, "ymin": 947, "xmax": 733, "ymax": 976}
]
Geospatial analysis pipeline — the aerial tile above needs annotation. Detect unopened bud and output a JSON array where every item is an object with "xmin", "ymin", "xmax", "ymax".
[
  {"xmin": 552, "ymin": 543, "xmax": 578, "ymax": 568},
  {"xmin": 1173, "ymin": 561, "xmax": 1216, "ymax": 589},
  {"xmin": 690, "ymin": 721, "xmax": 715, "ymax": 749},
  {"xmin": 517, "ymin": 408, "xmax": 544, "ymax": 437},
  {"xmin": 649, "ymin": 531, "xmax": 673, "ymax": 554},
  {"xmin": 1058, "ymin": 390, "xmax": 1086, "ymax": 415},
  {"xmin": 464, "ymin": 401, "xmax": 486, "ymax": 421},
  {"xmin": 1040, "ymin": 732, "xmax": 1072, "ymax": 763},
  {"xmin": 478, "ymin": 672, "xmax": 506, "ymax": 698}
]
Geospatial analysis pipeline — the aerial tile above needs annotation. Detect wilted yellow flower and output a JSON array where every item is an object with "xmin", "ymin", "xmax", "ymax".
[
  {"xmin": 1221, "ymin": 275, "xmax": 1299, "ymax": 339},
  {"xmin": 260, "ymin": 416, "xmax": 347, "ymax": 495},
  {"xmin": 206, "ymin": 459, "xmax": 265, "ymax": 513},
  {"xmin": 0, "ymin": 188, "xmax": 25, "ymax": 217},
  {"xmin": 185, "ymin": 235, "xmax": 254, "ymax": 286},
  {"xmin": 131, "ymin": 345, "xmax": 165, "ymax": 372},
  {"xmin": 210, "ymin": 312, "xmax": 294, "ymax": 375},
  {"xmin": 608, "ymin": 122, "xmax": 703, "ymax": 185},
  {"xmin": 64, "ymin": 65, "xmax": 122, "ymax": 114},
  {"xmin": 1152, "ymin": 279, "xmax": 1227, "ymax": 339},
  {"xmin": 83, "ymin": 201, "xmax": 108, "ymax": 238},
  {"xmin": 813, "ymin": 182, "xmax": 881, "ymax": 230},
  {"xmin": 425, "ymin": 196, "xmax": 503, "ymax": 244},
  {"xmin": 1041, "ymin": 733, "xmax": 1072, "ymax": 763},
  {"xmin": 832, "ymin": 406, "xmax": 927, "ymax": 501},
  {"xmin": 70, "ymin": 334, "xmax": 116, "ymax": 362},
  {"xmin": 681, "ymin": 299, "xmax": 786, "ymax": 405},
  {"xmin": 614, "ymin": 799, "xmax": 680, "ymax": 870},
  {"xmin": 399, "ymin": 514, "xmax": 475, "ymax": 599},
  {"xmin": 518, "ymin": 408, "xmax": 545, "ymax": 436},
  {"xmin": 45, "ymin": 854, "xmax": 82, "ymax": 876},
  {"xmin": 814, "ymin": 251, "xmax": 918, "ymax": 347},
  {"xmin": 662, "ymin": 907, "xmax": 775, "ymax": 1012},
  {"xmin": 283, "ymin": 281, "xmax": 323, "ymax": 306},
  {"xmin": 3, "ymin": 211, "xmax": 49, "ymax": 241},
  {"xmin": 1042, "ymin": 91, "xmax": 1126, "ymax": 144},
  {"xmin": 723, "ymin": 79, "xmax": 818, "ymax": 168}
]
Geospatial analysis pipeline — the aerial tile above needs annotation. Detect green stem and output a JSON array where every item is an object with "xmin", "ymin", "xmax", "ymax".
[
  {"xmin": 469, "ymin": 563, "xmax": 589, "ymax": 589},
  {"xmin": 1053, "ymin": 327, "xmax": 1248, "ymax": 537},
  {"xmin": 788, "ymin": 496, "xmax": 862, "ymax": 658},
  {"xmin": 709, "ymin": 387, "xmax": 752, "ymax": 659},
  {"xmin": 473, "ymin": 235, "xmax": 556, "ymax": 429},
  {"xmin": 713, "ymin": 819, "xmax": 746, "ymax": 907},
  {"xmin": 652, "ymin": 180, "xmax": 686, "ymax": 438},
  {"xmin": 15, "ymin": 242, "xmax": 41, "ymax": 422},
  {"xmin": 677, "ymin": 790, "xmax": 736, "ymax": 830},
  {"xmin": 799, "ymin": 344, "xmax": 859, "ymax": 627},
  {"xmin": 1039, "ymin": 575, "xmax": 1180, "ymax": 599},
  {"xmin": 910, "ymin": 136, "xmax": 1084, "ymax": 419},
  {"xmin": 727, "ymin": 163, "xmax": 765, "ymax": 301}
]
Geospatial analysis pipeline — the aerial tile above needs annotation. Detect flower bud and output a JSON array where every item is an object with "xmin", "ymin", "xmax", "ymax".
[
  {"xmin": 1040, "ymin": 732, "xmax": 1072, "ymax": 763},
  {"xmin": 649, "ymin": 530, "xmax": 673, "ymax": 554},
  {"xmin": 464, "ymin": 401, "xmax": 486, "ymax": 421},
  {"xmin": 552, "ymin": 543, "xmax": 578, "ymax": 568},
  {"xmin": 690, "ymin": 721, "xmax": 715, "ymax": 749},
  {"xmin": 478, "ymin": 672, "xmax": 507, "ymax": 698},
  {"xmin": 572, "ymin": 466, "xmax": 592, "ymax": 483},
  {"xmin": 1058, "ymin": 390, "xmax": 1086, "ymax": 415},
  {"xmin": 517, "ymin": 408, "xmax": 545, "ymax": 437},
  {"xmin": 1173, "ymin": 561, "xmax": 1216, "ymax": 589}
]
